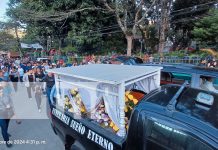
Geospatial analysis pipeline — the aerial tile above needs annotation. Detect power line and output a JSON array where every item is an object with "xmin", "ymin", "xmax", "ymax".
[
  {"xmin": 171, "ymin": 14, "xmax": 212, "ymax": 24},
  {"xmin": 171, "ymin": 0, "xmax": 218, "ymax": 14}
]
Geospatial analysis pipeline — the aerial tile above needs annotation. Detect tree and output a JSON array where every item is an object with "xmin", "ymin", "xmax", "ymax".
[
  {"xmin": 192, "ymin": 10, "xmax": 218, "ymax": 48},
  {"xmin": 144, "ymin": 25, "xmax": 159, "ymax": 53},
  {"xmin": 0, "ymin": 30, "xmax": 16, "ymax": 51},
  {"xmin": 6, "ymin": 0, "xmax": 119, "ymax": 54},
  {"xmin": 0, "ymin": 21, "xmax": 23, "ymax": 56},
  {"xmin": 6, "ymin": 0, "xmax": 161, "ymax": 55},
  {"xmin": 170, "ymin": 0, "xmax": 216, "ymax": 49},
  {"xmin": 101, "ymin": 0, "xmax": 158, "ymax": 56}
]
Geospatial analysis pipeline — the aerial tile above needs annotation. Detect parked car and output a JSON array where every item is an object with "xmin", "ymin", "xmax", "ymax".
[
  {"xmin": 102, "ymin": 56, "xmax": 143, "ymax": 65},
  {"xmin": 139, "ymin": 63, "xmax": 218, "ymax": 90},
  {"xmin": 37, "ymin": 57, "xmax": 50, "ymax": 63}
]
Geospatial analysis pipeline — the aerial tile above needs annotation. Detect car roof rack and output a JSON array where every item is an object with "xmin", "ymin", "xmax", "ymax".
[{"xmin": 167, "ymin": 81, "xmax": 188, "ymax": 111}]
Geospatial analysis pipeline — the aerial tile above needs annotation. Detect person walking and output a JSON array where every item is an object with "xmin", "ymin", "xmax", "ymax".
[
  {"xmin": 23, "ymin": 69, "xmax": 35, "ymax": 100},
  {"xmin": 34, "ymin": 68, "xmax": 45, "ymax": 112},
  {"xmin": 9, "ymin": 67, "xmax": 19, "ymax": 92},
  {"xmin": 18, "ymin": 65, "xmax": 24, "ymax": 82},
  {"xmin": 3, "ymin": 67, "xmax": 9, "ymax": 82},
  {"xmin": 43, "ymin": 72, "xmax": 55, "ymax": 107},
  {"xmin": 207, "ymin": 58, "xmax": 217, "ymax": 68},
  {"xmin": 0, "ymin": 74, "xmax": 14, "ymax": 148}
]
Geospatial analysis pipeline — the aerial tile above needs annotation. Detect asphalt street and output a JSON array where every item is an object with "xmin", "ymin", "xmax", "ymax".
[
  {"xmin": 0, "ymin": 119, "xmax": 64, "ymax": 150},
  {"xmin": 0, "ymin": 83, "xmax": 65, "ymax": 150}
]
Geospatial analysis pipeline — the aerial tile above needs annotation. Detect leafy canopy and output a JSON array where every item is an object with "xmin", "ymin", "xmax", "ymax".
[{"xmin": 192, "ymin": 10, "xmax": 218, "ymax": 45}]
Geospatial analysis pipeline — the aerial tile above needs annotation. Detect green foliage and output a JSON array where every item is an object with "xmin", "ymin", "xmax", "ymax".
[
  {"xmin": 192, "ymin": 10, "xmax": 218, "ymax": 46},
  {"xmin": 62, "ymin": 45, "xmax": 77, "ymax": 54},
  {"xmin": 144, "ymin": 25, "xmax": 159, "ymax": 53},
  {"xmin": 171, "ymin": 0, "xmax": 215, "ymax": 49},
  {"xmin": 101, "ymin": 33, "xmax": 126, "ymax": 55},
  {"xmin": 0, "ymin": 31, "xmax": 16, "ymax": 51},
  {"xmin": 7, "ymin": 0, "xmax": 121, "ymax": 54}
]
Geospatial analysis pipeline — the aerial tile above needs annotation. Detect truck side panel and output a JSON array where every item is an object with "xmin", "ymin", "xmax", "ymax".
[{"xmin": 51, "ymin": 107, "xmax": 125, "ymax": 150}]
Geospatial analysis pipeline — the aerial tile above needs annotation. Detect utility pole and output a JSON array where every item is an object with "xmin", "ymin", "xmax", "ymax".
[{"xmin": 159, "ymin": 0, "xmax": 172, "ymax": 56}]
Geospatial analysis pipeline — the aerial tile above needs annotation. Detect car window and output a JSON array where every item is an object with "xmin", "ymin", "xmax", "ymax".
[
  {"xmin": 160, "ymin": 72, "xmax": 191, "ymax": 85},
  {"xmin": 213, "ymin": 78, "xmax": 218, "ymax": 90},
  {"xmin": 145, "ymin": 121, "xmax": 212, "ymax": 150},
  {"xmin": 134, "ymin": 57, "xmax": 143, "ymax": 64},
  {"xmin": 172, "ymin": 73, "xmax": 191, "ymax": 83}
]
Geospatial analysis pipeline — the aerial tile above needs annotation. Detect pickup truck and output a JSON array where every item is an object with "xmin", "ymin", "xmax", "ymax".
[{"xmin": 47, "ymin": 65, "xmax": 218, "ymax": 150}]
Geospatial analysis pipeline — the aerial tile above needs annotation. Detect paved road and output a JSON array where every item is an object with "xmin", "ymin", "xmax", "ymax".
[
  {"xmin": 0, "ymin": 119, "xmax": 64, "ymax": 150},
  {"xmin": 0, "ymin": 82, "xmax": 64, "ymax": 150}
]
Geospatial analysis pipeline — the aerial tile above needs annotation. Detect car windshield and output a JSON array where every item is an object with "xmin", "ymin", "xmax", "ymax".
[
  {"xmin": 146, "ymin": 85, "xmax": 218, "ymax": 129},
  {"xmin": 146, "ymin": 85, "xmax": 181, "ymax": 107}
]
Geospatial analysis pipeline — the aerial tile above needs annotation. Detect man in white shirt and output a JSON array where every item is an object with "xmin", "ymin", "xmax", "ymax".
[{"xmin": 43, "ymin": 62, "xmax": 50, "ymax": 70}]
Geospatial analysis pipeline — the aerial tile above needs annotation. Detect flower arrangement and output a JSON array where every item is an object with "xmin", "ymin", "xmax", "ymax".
[
  {"xmin": 70, "ymin": 88, "xmax": 87, "ymax": 114},
  {"xmin": 125, "ymin": 91, "xmax": 139, "ymax": 119},
  {"xmin": 93, "ymin": 100, "xmax": 129, "ymax": 133},
  {"xmin": 93, "ymin": 101, "xmax": 111, "ymax": 128},
  {"xmin": 64, "ymin": 96, "xmax": 74, "ymax": 112},
  {"xmin": 124, "ymin": 90, "xmax": 145, "ymax": 124},
  {"xmin": 93, "ymin": 90, "xmax": 145, "ymax": 133},
  {"xmin": 109, "ymin": 117, "xmax": 129, "ymax": 132}
]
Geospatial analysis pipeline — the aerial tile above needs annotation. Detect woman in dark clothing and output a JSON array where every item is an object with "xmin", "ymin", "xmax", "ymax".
[
  {"xmin": 34, "ymin": 68, "xmax": 45, "ymax": 112},
  {"xmin": 9, "ymin": 67, "xmax": 19, "ymax": 92},
  {"xmin": 23, "ymin": 69, "xmax": 35, "ymax": 100},
  {"xmin": 43, "ymin": 72, "xmax": 55, "ymax": 107}
]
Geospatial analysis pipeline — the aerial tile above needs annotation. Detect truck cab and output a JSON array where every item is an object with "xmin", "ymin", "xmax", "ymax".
[{"xmin": 126, "ymin": 84, "xmax": 218, "ymax": 150}]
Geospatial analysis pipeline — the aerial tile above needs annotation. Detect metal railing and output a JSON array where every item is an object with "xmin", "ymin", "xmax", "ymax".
[{"xmin": 153, "ymin": 57, "xmax": 203, "ymax": 65}]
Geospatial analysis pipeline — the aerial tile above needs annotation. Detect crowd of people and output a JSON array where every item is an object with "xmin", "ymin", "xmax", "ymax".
[
  {"xmin": 0, "ymin": 55, "xmax": 108, "ymax": 147},
  {"xmin": 0, "ymin": 56, "xmax": 57, "ymax": 148},
  {"xmin": 199, "ymin": 57, "xmax": 217, "ymax": 68}
]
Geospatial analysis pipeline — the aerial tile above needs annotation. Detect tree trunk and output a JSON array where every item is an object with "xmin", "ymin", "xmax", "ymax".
[
  {"xmin": 14, "ymin": 26, "xmax": 22, "ymax": 58},
  {"xmin": 126, "ymin": 36, "xmax": 133, "ymax": 56},
  {"xmin": 58, "ymin": 38, "xmax": 61, "ymax": 51},
  {"xmin": 159, "ymin": 0, "xmax": 171, "ymax": 56}
]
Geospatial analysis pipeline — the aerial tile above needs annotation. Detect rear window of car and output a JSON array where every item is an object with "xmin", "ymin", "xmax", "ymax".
[
  {"xmin": 146, "ymin": 86, "xmax": 180, "ymax": 106},
  {"xmin": 213, "ymin": 78, "xmax": 218, "ymax": 89},
  {"xmin": 176, "ymin": 88, "xmax": 218, "ymax": 129}
]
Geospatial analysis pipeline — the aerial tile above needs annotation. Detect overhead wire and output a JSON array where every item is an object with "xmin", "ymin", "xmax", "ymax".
[
  {"xmin": 170, "ymin": 0, "xmax": 218, "ymax": 14},
  {"xmin": 20, "ymin": 1, "xmax": 218, "ymax": 40}
]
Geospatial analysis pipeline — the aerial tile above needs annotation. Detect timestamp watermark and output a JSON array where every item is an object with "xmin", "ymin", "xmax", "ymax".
[{"xmin": 0, "ymin": 139, "xmax": 47, "ymax": 145}]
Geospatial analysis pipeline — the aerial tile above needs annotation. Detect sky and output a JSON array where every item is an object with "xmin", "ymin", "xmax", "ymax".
[{"xmin": 0, "ymin": 0, "xmax": 9, "ymax": 22}]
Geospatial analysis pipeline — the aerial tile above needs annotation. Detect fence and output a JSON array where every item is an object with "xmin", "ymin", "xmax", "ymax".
[{"xmin": 153, "ymin": 56, "xmax": 203, "ymax": 65}]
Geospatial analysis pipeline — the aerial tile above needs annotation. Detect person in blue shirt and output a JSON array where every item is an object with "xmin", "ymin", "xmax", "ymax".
[
  {"xmin": 3, "ymin": 67, "xmax": 9, "ymax": 82},
  {"xmin": 20, "ymin": 63, "xmax": 27, "ymax": 73},
  {"xmin": 50, "ymin": 85, "xmax": 57, "ymax": 106},
  {"xmin": 25, "ymin": 62, "xmax": 32, "ymax": 73}
]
